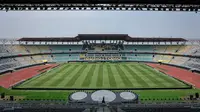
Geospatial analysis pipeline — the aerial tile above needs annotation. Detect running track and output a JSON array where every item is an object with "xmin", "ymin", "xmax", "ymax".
[
  {"xmin": 147, "ymin": 63, "xmax": 200, "ymax": 88},
  {"xmin": 0, "ymin": 64, "xmax": 58, "ymax": 88}
]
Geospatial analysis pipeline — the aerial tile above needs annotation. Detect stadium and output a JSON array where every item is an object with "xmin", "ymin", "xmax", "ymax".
[{"xmin": 0, "ymin": 34, "xmax": 200, "ymax": 111}]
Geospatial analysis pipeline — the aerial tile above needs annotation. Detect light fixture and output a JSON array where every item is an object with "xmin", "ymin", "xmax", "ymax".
[
  {"xmin": 40, "ymin": 7, "xmax": 43, "ymax": 10},
  {"xmin": 131, "ymin": 7, "xmax": 134, "ymax": 10},
  {"xmin": 195, "ymin": 8, "xmax": 198, "ymax": 12},
  {"xmin": 190, "ymin": 6, "xmax": 194, "ymax": 11},
  {"xmin": 106, "ymin": 7, "xmax": 109, "ymax": 10},
  {"xmin": 180, "ymin": 7, "xmax": 183, "ymax": 11}
]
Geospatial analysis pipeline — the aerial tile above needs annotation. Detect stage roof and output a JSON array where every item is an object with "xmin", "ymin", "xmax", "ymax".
[
  {"xmin": 18, "ymin": 34, "xmax": 187, "ymax": 42},
  {"xmin": 2, "ymin": 0, "xmax": 200, "ymax": 5}
]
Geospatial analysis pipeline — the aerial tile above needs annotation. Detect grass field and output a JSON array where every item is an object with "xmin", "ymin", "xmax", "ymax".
[
  {"xmin": 17, "ymin": 62, "xmax": 188, "ymax": 89},
  {"xmin": 1, "ymin": 86, "xmax": 200, "ymax": 102}
]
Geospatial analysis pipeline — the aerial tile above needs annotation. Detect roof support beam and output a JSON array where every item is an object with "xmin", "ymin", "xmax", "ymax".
[{"xmin": 0, "ymin": 4, "xmax": 200, "ymax": 12}]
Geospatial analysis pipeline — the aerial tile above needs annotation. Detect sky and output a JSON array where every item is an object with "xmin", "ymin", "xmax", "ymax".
[{"xmin": 0, "ymin": 11, "xmax": 200, "ymax": 39}]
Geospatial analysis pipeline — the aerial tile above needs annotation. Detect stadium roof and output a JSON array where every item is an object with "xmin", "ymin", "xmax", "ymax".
[
  {"xmin": 18, "ymin": 34, "xmax": 187, "ymax": 42},
  {"xmin": 77, "ymin": 34, "xmax": 129, "ymax": 40},
  {"xmin": 18, "ymin": 37, "xmax": 80, "ymax": 42},
  {"xmin": 125, "ymin": 37, "xmax": 186, "ymax": 42}
]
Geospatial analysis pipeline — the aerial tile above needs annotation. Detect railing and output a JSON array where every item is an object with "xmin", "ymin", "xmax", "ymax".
[{"xmin": 2, "ymin": 50, "xmax": 200, "ymax": 59}]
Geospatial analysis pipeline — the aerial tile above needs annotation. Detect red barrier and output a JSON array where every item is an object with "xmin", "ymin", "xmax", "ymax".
[
  {"xmin": 0, "ymin": 64, "xmax": 58, "ymax": 88},
  {"xmin": 147, "ymin": 63, "xmax": 200, "ymax": 88}
]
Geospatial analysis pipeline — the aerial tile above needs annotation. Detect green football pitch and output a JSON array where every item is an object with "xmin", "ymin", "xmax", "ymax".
[{"xmin": 17, "ymin": 62, "xmax": 188, "ymax": 89}]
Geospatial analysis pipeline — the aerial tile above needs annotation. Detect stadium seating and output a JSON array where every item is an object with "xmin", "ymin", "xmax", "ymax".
[
  {"xmin": 1, "ymin": 44, "xmax": 200, "ymax": 70},
  {"xmin": 153, "ymin": 45, "xmax": 166, "ymax": 62},
  {"xmin": 24, "ymin": 45, "xmax": 40, "ymax": 53},
  {"xmin": 49, "ymin": 45, "xmax": 82, "ymax": 62},
  {"xmin": 1, "ymin": 36, "xmax": 200, "ymax": 110},
  {"xmin": 124, "ymin": 45, "xmax": 153, "ymax": 61},
  {"xmin": 183, "ymin": 58, "xmax": 200, "ymax": 70},
  {"xmin": 169, "ymin": 45, "xmax": 200, "ymax": 69},
  {"xmin": 0, "ymin": 45, "xmax": 22, "ymax": 72},
  {"xmin": 162, "ymin": 46, "xmax": 179, "ymax": 63},
  {"xmin": 153, "ymin": 45, "xmax": 179, "ymax": 63},
  {"xmin": 169, "ymin": 45, "xmax": 190, "ymax": 65},
  {"xmin": 0, "ymin": 45, "xmax": 41, "ymax": 71}
]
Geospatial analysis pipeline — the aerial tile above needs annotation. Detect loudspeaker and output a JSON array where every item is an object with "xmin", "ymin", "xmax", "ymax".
[
  {"xmin": 1, "ymin": 93, "xmax": 5, "ymax": 98},
  {"xmin": 10, "ymin": 96, "xmax": 14, "ymax": 101},
  {"xmin": 195, "ymin": 93, "xmax": 199, "ymax": 98}
]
